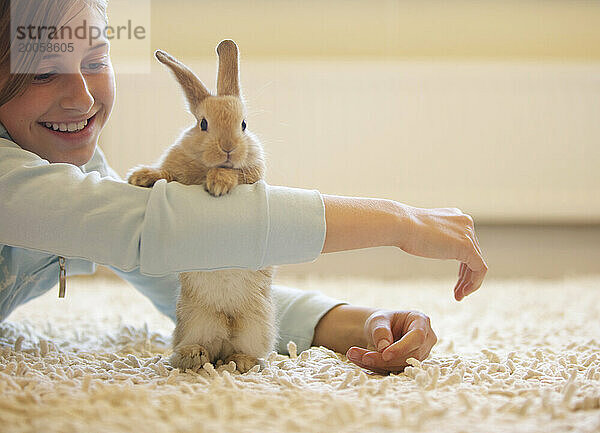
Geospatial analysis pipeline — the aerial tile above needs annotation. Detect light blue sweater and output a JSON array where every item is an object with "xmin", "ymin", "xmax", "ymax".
[{"xmin": 0, "ymin": 122, "xmax": 345, "ymax": 354}]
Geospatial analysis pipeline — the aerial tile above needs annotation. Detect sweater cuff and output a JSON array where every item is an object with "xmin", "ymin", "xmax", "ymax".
[
  {"xmin": 273, "ymin": 284, "xmax": 348, "ymax": 355},
  {"xmin": 261, "ymin": 184, "xmax": 326, "ymax": 268}
]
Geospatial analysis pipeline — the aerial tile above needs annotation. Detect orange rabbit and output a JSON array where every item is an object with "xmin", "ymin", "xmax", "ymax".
[{"xmin": 127, "ymin": 40, "xmax": 275, "ymax": 373}]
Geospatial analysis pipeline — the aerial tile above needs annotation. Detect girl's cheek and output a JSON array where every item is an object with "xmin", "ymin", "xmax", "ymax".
[
  {"xmin": 0, "ymin": 85, "xmax": 52, "ymax": 135},
  {"xmin": 89, "ymin": 67, "xmax": 116, "ymax": 119}
]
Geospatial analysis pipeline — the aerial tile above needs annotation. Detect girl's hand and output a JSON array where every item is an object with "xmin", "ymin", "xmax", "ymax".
[
  {"xmin": 346, "ymin": 309, "xmax": 437, "ymax": 375},
  {"xmin": 396, "ymin": 205, "xmax": 488, "ymax": 301}
]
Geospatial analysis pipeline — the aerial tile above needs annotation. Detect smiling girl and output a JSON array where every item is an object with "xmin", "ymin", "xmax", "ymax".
[{"xmin": 0, "ymin": 0, "xmax": 487, "ymax": 374}]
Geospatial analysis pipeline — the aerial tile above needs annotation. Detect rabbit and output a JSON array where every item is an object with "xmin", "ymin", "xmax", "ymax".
[{"xmin": 126, "ymin": 40, "xmax": 276, "ymax": 374}]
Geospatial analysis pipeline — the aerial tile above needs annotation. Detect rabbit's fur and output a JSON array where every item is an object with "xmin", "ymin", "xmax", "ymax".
[{"xmin": 127, "ymin": 40, "xmax": 276, "ymax": 373}]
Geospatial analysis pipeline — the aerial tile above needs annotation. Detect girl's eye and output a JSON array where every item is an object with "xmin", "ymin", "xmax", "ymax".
[
  {"xmin": 86, "ymin": 62, "xmax": 108, "ymax": 71},
  {"xmin": 84, "ymin": 55, "xmax": 110, "ymax": 72},
  {"xmin": 33, "ymin": 72, "xmax": 57, "ymax": 83},
  {"xmin": 200, "ymin": 118, "xmax": 208, "ymax": 131},
  {"xmin": 241, "ymin": 120, "xmax": 246, "ymax": 131}
]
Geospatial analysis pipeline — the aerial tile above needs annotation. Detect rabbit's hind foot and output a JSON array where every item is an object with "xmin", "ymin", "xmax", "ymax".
[
  {"xmin": 170, "ymin": 344, "xmax": 210, "ymax": 371},
  {"xmin": 225, "ymin": 353, "xmax": 260, "ymax": 373}
]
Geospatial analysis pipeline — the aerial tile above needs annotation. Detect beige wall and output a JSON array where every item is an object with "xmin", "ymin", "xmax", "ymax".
[
  {"xmin": 102, "ymin": 58, "xmax": 600, "ymax": 224},
  {"xmin": 125, "ymin": 0, "xmax": 600, "ymax": 61}
]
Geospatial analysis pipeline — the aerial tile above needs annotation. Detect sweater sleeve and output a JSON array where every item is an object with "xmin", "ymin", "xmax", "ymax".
[
  {"xmin": 0, "ymin": 139, "xmax": 326, "ymax": 275},
  {"xmin": 271, "ymin": 284, "xmax": 347, "ymax": 355}
]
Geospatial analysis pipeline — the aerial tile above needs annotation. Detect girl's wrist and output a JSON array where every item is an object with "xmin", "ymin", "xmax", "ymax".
[
  {"xmin": 389, "ymin": 200, "xmax": 415, "ymax": 251},
  {"xmin": 312, "ymin": 304, "xmax": 376, "ymax": 354},
  {"xmin": 321, "ymin": 195, "xmax": 409, "ymax": 253}
]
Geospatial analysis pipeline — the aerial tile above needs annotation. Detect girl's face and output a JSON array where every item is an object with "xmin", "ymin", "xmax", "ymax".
[{"xmin": 0, "ymin": 3, "xmax": 115, "ymax": 166}]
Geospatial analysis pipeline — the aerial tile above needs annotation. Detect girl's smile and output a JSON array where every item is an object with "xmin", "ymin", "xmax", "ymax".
[{"xmin": 37, "ymin": 110, "xmax": 100, "ymax": 143}]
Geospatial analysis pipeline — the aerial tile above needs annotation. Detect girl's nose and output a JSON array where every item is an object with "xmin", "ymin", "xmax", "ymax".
[{"xmin": 59, "ymin": 73, "xmax": 94, "ymax": 114}]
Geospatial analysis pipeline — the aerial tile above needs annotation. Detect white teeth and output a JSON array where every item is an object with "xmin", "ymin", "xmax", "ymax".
[
  {"xmin": 66, "ymin": 121, "xmax": 86, "ymax": 131},
  {"xmin": 43, "ymin": 118, "xmax": 90, "ymax": 133}
]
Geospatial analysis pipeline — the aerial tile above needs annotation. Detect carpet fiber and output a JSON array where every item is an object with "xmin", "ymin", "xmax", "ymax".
[{"xmin": 1, "ymin": 275, "xmax": 599, "ymax": 432}]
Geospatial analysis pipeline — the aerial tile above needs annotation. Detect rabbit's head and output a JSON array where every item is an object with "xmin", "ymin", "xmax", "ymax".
[{"xmin": 155, "ymin": 40, "xmax": 261, "ymax": 170}]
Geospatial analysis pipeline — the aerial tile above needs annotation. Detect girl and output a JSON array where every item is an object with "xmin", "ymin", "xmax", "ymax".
[{"xmin": 0, "ymin": 0, "xmax": 487, "ymax": 375}]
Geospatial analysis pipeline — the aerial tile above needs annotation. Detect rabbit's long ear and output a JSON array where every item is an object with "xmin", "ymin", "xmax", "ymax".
[
  {"xmin": 216, "ymin": 40, "xmax": 240, "ymax": 97},
  {"xmin": 155, "ymin": 50, "xmax": 211, "ymax": 108}
]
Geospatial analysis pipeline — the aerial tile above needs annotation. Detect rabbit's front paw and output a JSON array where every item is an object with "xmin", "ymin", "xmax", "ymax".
[
  {"xmin": 205, "ymin": 167, "xmax": 239, "ymax": 196},
  {"xmin": 170, "ymin": 344, "xmax": 210, "ymax": 371},
  {"xmin": 127, "ymin": 167, "xmax": 170, "ymax": 187},
  {"xmin": 224, "ymin": 353, "xmax": 259, "ymax": 373}
]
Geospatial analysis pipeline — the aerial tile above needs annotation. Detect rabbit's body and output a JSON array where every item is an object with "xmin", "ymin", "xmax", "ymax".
[
  {"xmin": 127, "ymin": 41, "xmax": 276, "ymax": 373},
  {"xmin": 172, "ymin": 268, "xmax": 276, "ymax": 373}
]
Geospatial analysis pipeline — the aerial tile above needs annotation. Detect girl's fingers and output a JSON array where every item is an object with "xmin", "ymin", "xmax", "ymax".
[
  {"xmin": 454, "ymin": 281, "xmax": 464, "ymax": 301},
  {"xmin": 464, "ymin": 234, "xmax": 488, "ymax": 292},
  {"xmin": 366, "ymin": 314, "xmax": 394, "ymax": 351},
  {"xmin": 461, "ymin": 266, "xmax": 474, "ymax": 296},
  {"xmin": 455, "ymin": 262, "xmax": 466, "ymax": 288},
  {"xmin": 458, "ymin": 281, "xmax": 472, "ymax": 301},
  {"xmin": 454, "ymin": 263, "xmax": 467, "ymax": 298},
  {"xmin": 455, "ymin": 278, "xmax": 468, "ymax": 301},
  {"xmin": 349, "ymin": 359, "xmax": 389, "ymax": 375},
  {"xmin": 347, "ymin": 311, "xmax": 437, "ymax": 374},
  {"xmin": 381, "ymin": 321, "xmax": 428, "ymax": 361},
  {"xmin": 347, "ymin": 346, "xmax": 419, "ymax": 374},
  {"xmin": 464, "ymin": 231, "xmax": 486, "ymax": 297},
  {"xmin": 347, "ymin": 347, "xmax": 382, "ymax": 370},
  {"xmin": 464, "ymin": 287, "xmax": 476, "ymax": 298}
]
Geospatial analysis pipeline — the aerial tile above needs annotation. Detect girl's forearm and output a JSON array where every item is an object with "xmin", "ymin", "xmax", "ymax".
[{"xmin": 320, "ymin": 194, "xmax": 407, "ymax": 254}]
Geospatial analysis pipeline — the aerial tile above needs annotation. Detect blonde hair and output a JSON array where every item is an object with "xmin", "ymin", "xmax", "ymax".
[{"xmin": 0, "ymin": 0, "xmax": 108, "ymax": 106}]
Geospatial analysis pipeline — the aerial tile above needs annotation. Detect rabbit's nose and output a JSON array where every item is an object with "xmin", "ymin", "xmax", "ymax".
[{"xmin": 219, "ymin": 142, "xmax": 236, "ymax": 153}]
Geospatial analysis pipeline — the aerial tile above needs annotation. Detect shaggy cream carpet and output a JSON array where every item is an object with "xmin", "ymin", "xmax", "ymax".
[{"xmin": 1, "ymin": 274, "xmax": 599, "ymax": 433}]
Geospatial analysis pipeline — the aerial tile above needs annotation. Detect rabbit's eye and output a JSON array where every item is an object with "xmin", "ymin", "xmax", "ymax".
[
  {"xmin": 200, "ymin": 118, "xmax": 208, "ymax": 131},
  {"xmin": 241, "ymin": 120, "xmax": 246, "ymax": 131}
]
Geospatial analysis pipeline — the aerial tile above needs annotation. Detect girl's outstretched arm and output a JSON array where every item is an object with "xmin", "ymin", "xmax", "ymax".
[{"xmin": 321, "ymin": 194, "xmax": 488, "ymax": 301}]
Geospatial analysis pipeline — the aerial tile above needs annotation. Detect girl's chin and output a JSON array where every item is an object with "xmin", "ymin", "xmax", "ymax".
[
  {"xmin": 52, "ymin": 144, "xmax": 98, "ymax": 165},
  {"xmin": 39, "ymin": 140, "xmax": 97, "ymax": 165}
]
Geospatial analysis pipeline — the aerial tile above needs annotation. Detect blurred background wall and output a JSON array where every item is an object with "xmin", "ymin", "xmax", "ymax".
[{"xmin": 99, "ymin": 0, "xmax": 600, "ymax": 281}]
